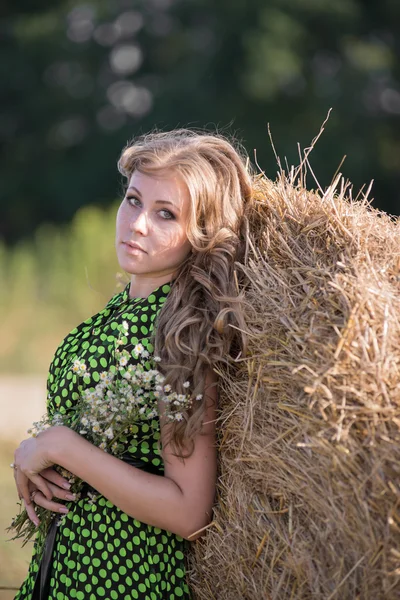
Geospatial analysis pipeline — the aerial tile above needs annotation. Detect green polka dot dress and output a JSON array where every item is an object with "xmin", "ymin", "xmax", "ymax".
[{"xmin": 15, "ymin": 282, "xmax": 191, "ymax": 600}]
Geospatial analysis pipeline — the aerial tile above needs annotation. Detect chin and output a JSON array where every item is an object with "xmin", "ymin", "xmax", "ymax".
[{"xmin": 117, "ymin": 258, "xmax": 141, "ymax": 274}]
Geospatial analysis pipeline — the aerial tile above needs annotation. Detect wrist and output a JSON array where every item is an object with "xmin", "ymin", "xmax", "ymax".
[{"xmin": 39, "ymin": 425, "xmax": 72, "ymax": 465}]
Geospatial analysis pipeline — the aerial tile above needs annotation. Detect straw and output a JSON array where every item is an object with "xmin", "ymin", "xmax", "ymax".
[{"xmin": 187, "ymin": 169, "xmax": 400, "ymax": 599}]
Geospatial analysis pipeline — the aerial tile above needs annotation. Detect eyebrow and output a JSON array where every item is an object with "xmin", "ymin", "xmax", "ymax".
[{"xmin": 127, "ymin": 186, "xmax": 180, "ymax": 212}]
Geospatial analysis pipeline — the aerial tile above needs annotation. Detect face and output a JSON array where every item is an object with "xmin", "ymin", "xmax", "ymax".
[{"xmin": 115, "ymin": 170, "xmax": 192, "ymax": 281}]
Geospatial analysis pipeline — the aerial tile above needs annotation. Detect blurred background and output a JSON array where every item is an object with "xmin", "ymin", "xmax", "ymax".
[{"xmin": 1, "ymin": 0, "xmax": 400, "ymax": 595}]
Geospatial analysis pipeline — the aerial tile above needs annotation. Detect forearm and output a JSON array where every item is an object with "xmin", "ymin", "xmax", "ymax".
[{"xmin": 46, "ymin": 427, "xmax": 203, "ymax": 540}]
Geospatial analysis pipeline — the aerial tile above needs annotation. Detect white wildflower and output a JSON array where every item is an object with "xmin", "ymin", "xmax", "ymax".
[
  {"xmin": 163, "ymin": 384, "xmax": 172, "ymax": 393},
  {"xmin": 52, "ymin": 413, "xmax": 64, "ymax": 426},
  {"xmin": 104, "ymin": 427, "xmax": 114, "ymax": 439},
  {"xmin": 154, "ymin": 356, "xmax": 161, "ymax": 362},
  {"xmin": 142, "ymin": 372, "xmax": 152, "ymax": 384},
  {"xmin": 72, "ymin": 359, "xmax": 87, "ymax": 376},
  {"xmin": 122, "ymin": 321, "xmax": 129, "ymax": 331},
  {"xmin": 196, "ymin": 394, "xmax": 203, "ymax": 401},
  {"xmin": 56, "ymin": 514, "xmax": 67, "ymax": 527},
  {"xmin": 119, "ymin": 356, "xmax": 128, "ymax": 367},
  {"xmin": 133, "ymin": 344, "xmax": 144, "ymax": 355},
  {"xmin": 87, "ymin": 491, "xmax": 98, "ymax": 505},
  {"xmin": 174, "ymin": 412, "xmax": 184, "ymax": 421},
  {"xmin": 183, "ymin": 381, "xmax": 190, "ymax": 388}
]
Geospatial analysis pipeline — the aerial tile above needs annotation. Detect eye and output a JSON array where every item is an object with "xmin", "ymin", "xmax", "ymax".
[
  {"xmin": 126, "ymin": 195, "xmax": 141, "ymax": 207},
  {"xmin": 159, "ymin": 209, "xmax": 175, "ymax": 220},
  {"xmin": 125, "ymin": 196, "xmax": 175, "ymax": 220}
]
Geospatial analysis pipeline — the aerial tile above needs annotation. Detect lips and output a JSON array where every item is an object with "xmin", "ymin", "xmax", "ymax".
[{"xmin": 123, "ymin": 241, "xmax": 146, "ymax": 253}]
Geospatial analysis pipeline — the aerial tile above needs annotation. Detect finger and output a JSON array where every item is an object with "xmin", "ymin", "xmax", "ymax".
[
  {"xmin": 28, "ymin": 474, "xmax": 53, "ymax": 501},
  {"xmin": 47, "ymin": 482, "xmax": 76, "ymax": 502},
  {"xmin": 40, "ymin": 468, "xmax": 71, "ymax": 490},
  {"xmin": 24, "ymin": 499, "xmax": 40, "ymax": 527},
  {"xmin": 32, "ymin": 491, "xmax": 70, "ymax": 515},
  {"xmin": 28, "ymin": 481, "xmax": 40, "ymax": 499},
  {"xmin": 13, "ymin": 468, "xmax": 22, "ymax": 500},
  {"xmin": 18, "ymin": 470, "xmax": 52, "ymax": 502},
  {"xmin": 27, "ymin": 478, "xmax": 75, "ymax": 502},
  {"xmin": 18, "ymin": 472, "xmax": 32, "ymax": 509},
  {"xmin": 16, "ymin": 484, "xmax": 22, "ymax": 500}
]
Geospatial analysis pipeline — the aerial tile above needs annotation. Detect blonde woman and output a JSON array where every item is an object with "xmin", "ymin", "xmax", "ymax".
[{"xmin": 12, "ymin": 129, "xmax": 253, "ymax": 600}]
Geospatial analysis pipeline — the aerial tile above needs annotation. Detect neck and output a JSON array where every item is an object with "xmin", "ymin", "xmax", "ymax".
[{"xmin": 128, "ymin": 273, "xmax": 175, "ymax": 299}]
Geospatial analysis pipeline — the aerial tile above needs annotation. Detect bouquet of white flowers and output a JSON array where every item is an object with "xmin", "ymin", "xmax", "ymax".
[{"xmin": 8, "ymin": 321, "xmax": 200, "ymax": 547}]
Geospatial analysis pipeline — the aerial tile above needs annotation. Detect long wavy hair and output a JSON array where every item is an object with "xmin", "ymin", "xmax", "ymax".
[{"xmin": 118, "ymin": 129, "xmax": 254, "ymax": 456}]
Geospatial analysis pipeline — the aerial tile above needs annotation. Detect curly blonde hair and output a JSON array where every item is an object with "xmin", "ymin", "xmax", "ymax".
[{"xmin": 118, "ymin": 129, "xmax": 254, "ymax": 456}]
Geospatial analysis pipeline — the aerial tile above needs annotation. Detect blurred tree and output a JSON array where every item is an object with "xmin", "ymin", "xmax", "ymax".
[{"xmin": 1, "ymin": 0, "xmax": 399, "ymax": 243}]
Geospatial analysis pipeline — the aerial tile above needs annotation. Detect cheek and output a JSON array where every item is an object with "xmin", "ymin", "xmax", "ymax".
[
  {"xmin": 116, "ymin": 205, "xmax": 128, "ymax": 233},
  {"xmin": 154, "ymin": 224, "xmax": 189, "ymax": 254}
]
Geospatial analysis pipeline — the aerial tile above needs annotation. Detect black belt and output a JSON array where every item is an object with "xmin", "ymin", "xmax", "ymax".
[{"xmin": 31, "ymin": 455, "xmax": 161, "ymax": 600}]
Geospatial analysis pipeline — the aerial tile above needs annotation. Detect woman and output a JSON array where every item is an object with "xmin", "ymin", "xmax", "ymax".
[{"xmin": 12, "ymin": 129, "xmax": 253, "ymax": 599}]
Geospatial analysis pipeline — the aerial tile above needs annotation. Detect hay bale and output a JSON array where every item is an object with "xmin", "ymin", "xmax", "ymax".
[{"xmin": 188, "ymin": 173, "xmax": 400, "ymax": 599}]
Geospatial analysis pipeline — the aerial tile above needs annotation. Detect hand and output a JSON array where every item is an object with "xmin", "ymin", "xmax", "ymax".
[
  {"xmin": 13, "ymin": 432, "xmax": 58, "ymax": 518},
  {"xmin": 24, "ymin": 471, "xmax": 76, "ymax": 526}
]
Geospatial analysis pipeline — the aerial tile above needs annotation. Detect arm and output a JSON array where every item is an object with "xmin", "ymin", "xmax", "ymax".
[{"xmin": 19, "ymin": 368, "xmax": 218, "ymax": 541}]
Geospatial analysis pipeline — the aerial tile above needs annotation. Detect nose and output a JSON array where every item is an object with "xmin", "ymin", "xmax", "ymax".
[{"xmin": 129, "ymin": 209, "xmax": 149, "ymax": 236}]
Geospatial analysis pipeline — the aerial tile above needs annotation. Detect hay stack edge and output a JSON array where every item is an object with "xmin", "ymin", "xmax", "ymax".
[{"xmin": 188, "ymin": 171, "xmax": 400, "ymax": 599}]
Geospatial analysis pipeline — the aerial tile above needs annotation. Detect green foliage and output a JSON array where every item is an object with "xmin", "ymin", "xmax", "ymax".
[
  {"xmin": 0, "ymin": 202, "xmax": 122, "ymax": 373},
  {"xmin": 1, "ymin": 0, "xmax": 400, "ymax": 246},
  {"xmin": 1, "ymin": 0, "xmax": 400, "ymax": 373}
]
